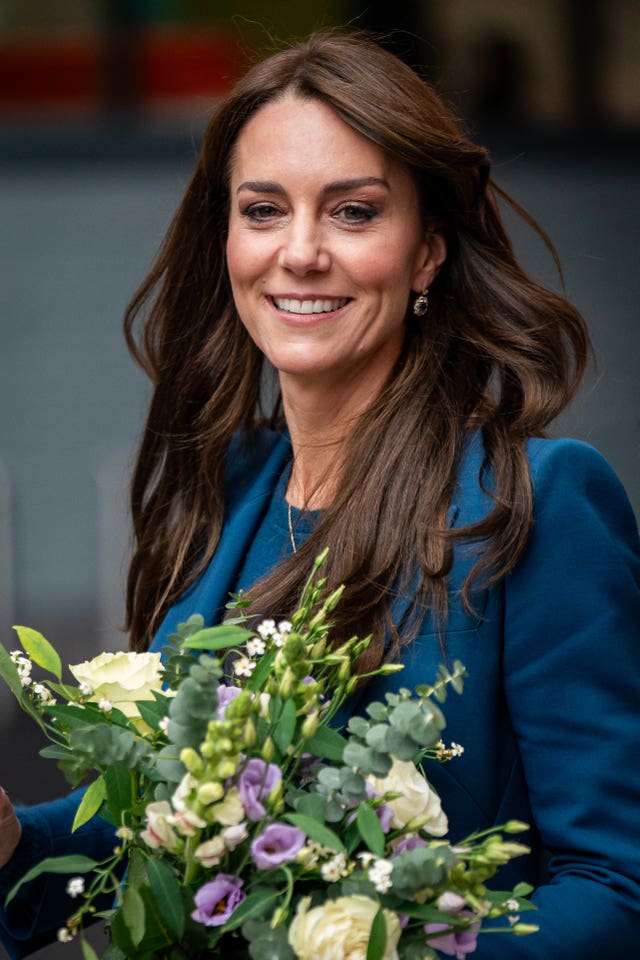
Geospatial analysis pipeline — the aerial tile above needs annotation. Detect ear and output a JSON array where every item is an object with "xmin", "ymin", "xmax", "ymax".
[{"xmin": 411, "ymin": 231, "xmax": 447, "ymax": 293}]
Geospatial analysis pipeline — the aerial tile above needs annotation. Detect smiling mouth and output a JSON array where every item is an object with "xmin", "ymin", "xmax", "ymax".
[{"xmin": 270, "ymin": 296, "xmax": 350, "ymax": 315}]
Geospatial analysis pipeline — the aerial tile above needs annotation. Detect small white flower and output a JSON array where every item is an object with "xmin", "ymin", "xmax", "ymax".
[
  {"xmin": 171, "ymin": 772, "xmax": 198, "ymax": 812},
  {"xmin": 19, "ymin": 673, "xmax": 32, "ymax": 688},
  {"xmin": 166, "ymin": 808, "xmax": 207, "ymax": 837},
  {"xmin": 10, "ymin": 651, "xmax": 30, "ymax": 669},
  {"xmin": 508, "ymin": 914, "xmax": 521, "ymax": 926},
  {"xmin": 158, "ymin": 716, "xmax": 170, "ymax": 734},
  {"xmin": 368, "ymin": 858, "xmax": 394, "ymax": 893},
  {"xmin": 66, "ymin": 877, "xmax": 85, "ymax": 898},
  {"xmin": 357, "ymin": 851, "xmax": 375, "ymax": 868},
  {"xmin": 450, "ymin": 742, "xmax": 465, "ymax": 757},
  {"xmin": 277, "ymin": 620, "xmax": 293, "ymax": 634},
  {"xmin": 504, "ymin": 899, "xmax": 520, "ymax": 912},
  {"xmin": 115, "ymin": 826, "xmax": 135, "ymax": 841},
  {"xmin": 57, "ymin": 927, "xmax": 74, "ymax": 943},
  {"xmin": 32, "ymin": 683, "xmax": 56, "ymax": 705},
  {"xmin": 233, "ymin": 656, "xmax": 256, "ymax": 678},
  {"xmin": 257, "ymin": 619, "xmax": 276, "ymax": 639},
  {"xmin": 272, "ymin": 632, "xmax": 286, "ymax": 647},
  {"xmin": 78, "ymin": 681, "xmax": 93, "ymax": 697},
  {"xmin": 246, "ymin": 637, "xmax": 266, "ymax": 658},
  {"xmin": 98, "ymin": 697, "xmax": 113, "ymax": 712},
  {"xmin": 320, "ymin": 852, "xmax": 348, "ymax": 883}
]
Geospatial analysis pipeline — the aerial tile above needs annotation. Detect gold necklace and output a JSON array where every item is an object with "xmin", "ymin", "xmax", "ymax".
[{"xmin": 287, "ymin": 501, "xmax": 297, "ymax": 553}]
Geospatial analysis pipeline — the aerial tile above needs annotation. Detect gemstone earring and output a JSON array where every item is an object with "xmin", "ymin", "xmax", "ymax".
[{"xmin": 413, "ymin": 287, "xmax": 429, "ymax": 317}]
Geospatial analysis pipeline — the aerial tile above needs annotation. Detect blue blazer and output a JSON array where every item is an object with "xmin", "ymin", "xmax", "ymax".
[{"xmin": 2, "ymin": 429, "xmax": 640, "ymax": 959}]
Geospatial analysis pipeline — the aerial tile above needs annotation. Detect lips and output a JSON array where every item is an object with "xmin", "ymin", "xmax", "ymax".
[{"xmin": 270, "ymin": 296, "xmax": 350, "ymax": 315}]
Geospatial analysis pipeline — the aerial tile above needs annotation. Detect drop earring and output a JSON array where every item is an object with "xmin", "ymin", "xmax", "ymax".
[{"xmin": 413, "ymin": 287, "xmax": 429, "ymax": 317}]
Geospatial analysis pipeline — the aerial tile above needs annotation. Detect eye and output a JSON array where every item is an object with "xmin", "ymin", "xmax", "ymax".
[
  {"xmin": 241, "ymin": 202, "xmax": 282, "ymax": 223},
  {"xmin": 334, "ymin": 202, "xmax": 378, "ymax": 225}
]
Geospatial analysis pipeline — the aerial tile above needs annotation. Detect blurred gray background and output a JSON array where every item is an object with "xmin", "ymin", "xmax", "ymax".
[{"xmin": 0, "ymin": 1, "xmax": 638, "ymax": 957}]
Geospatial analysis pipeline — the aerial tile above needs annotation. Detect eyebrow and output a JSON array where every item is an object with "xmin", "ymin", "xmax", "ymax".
[{"xmin": 235, "ymin": 176, "xmax": 390, "ymax": 195}]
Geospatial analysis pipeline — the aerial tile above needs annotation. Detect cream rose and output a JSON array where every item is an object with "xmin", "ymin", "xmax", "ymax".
[
  {"xmin": 69, "ymin": 651, "xmax": 164, "ymax": 721},
  {"xmin": 289, "ymin": 895, "xmax": 401, "ymax": 960},
  {"xmin": 368, "ymin": 757, "xmax": 448, "ymax": 836}
]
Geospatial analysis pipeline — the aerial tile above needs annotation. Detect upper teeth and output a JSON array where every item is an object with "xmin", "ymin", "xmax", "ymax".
[{"xmin": 273, "ymin": 297, "xmax": 348, "ymax": 314}]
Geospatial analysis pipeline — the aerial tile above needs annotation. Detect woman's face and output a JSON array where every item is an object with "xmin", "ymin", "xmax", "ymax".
[{"xmin": 226, "ymin": 94, "xmax": 445, "ymax": 396}]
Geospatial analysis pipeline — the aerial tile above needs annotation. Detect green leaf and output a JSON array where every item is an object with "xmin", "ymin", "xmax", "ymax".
[
  {"xmin": 222, "ymin": 888, "xmax": 280, "ymax": 932},
  {"xmin": 146, "ymin": 857, "xmax": 185, "ymax": 939},
  {"xmin": 284, "ymin": 813, "xmax": 345, "ymax": 853},
  {"xmin": 367, "ymin": 906, "xmax": 387, "ymax": 960},
  {"xmin": 247, "ymin": 649, "xmax": 277, "ymax": 693},
  {"xmin": 102, "ymin": 943, "xmax": 127, "ymax": 960},
  {"xmin": 104, "ymin": 763, "xmax": 134, "ymax": 823},
  {"xmin": 72, "ymin": 776, "xmax": 107, "ymax": 832},
  {"xmin": 80, "ymin": 939, "xmax": 100, "ymax": 960},
  {"xmin": 305, "ymin": 725, "xmax": 347, "ymax": 762},
  {"xmin": 136, "ymin": 697, "xmax": 168, "ymax": 732},
  {"xmin": 0, "ymin": 644, "xmax": 25, "ymax": 701},
  {"xmin": 13, "ymin": 625, "xmax": 62, "ymax": 680},
  {"xmin": 182, "ymin": 624, "xmax": 255, "ymax": 651},
  {"xmin": 5, "ymin": 855, "xmax": 98, "ymax": 904},
  {"xmin": 295, "ymin": 792, "xmax": 326, "ymax": 821},
  {"xmin": 122, "ymin": 884, "xmax": 146, "ymax": 946},
  {"xmin": 273, "ymin": 698, "xmax": 297, "ymax": 754},
  {"xmin": 356, "ymin": 802, "xmax": 385, "ymax": 858}
]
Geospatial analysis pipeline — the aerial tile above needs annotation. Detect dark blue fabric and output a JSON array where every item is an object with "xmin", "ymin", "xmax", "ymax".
[{"xmin": 2, "ymin": 428, "xmax": 640, "ymax": 959}]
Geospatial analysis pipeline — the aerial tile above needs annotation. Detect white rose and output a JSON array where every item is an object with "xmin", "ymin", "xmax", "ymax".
[
  {"xmin": 140, "ymin": 800, "xmax": 179, "ymax": 851},
  {"xmin": 368, "ymin": 757, "xmax": 448, "ymax": 836},
  {"xmin": 289, "ymin": 895, "xmax": 401, "ymax": 960},
  {"xmin": 70, "ymin": 651, "xmax": 164, "ymax": 723}
]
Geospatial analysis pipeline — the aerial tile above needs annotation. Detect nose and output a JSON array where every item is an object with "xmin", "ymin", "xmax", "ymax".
[{"xmin": 277, "ymin": 213, "xmax": 330, "ymax": 275}]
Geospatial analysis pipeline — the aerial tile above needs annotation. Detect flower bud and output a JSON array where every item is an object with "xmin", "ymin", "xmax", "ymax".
[
  {"xmin": 216, "ymin": 758, "xmax": 240, "ymax": 780},
  {"xmin": 512, "ymin": 923, "xmax": 539, "ymax": 936},
  {"xmin": 261, "ymin": 736, "xmax": 276, "ymax": 762},
  {"xmin": 378, "ymin": 663, "xmax": 405, "ymax": 675},
  {"xmin": 278, "ymin": 668, "xmax": 295, "ymax": 699},
  {"xmin": 301, "ymin": 711, "xmax": 319, "ymax": 739},
  {"xmin": 242, "ymin": 717, "xmax": 257, "ymax": 747},
  {"xmin": 179, "ymin": 748, "xmax": 203, "ymax": 775},
  {"xmin": 504, "ymin": 820, "xmax": 529, "ymax": 834},
  {"xmin": 197, "ymin": 782, "xmax": 224, "ymax": 805},
  {"xmin": 337, "ymin": 659, "xmax": 351, "ymax": 683},
  {"xmin": 310, "ymin": 639, "xmax": 327, "ymax": 659}
]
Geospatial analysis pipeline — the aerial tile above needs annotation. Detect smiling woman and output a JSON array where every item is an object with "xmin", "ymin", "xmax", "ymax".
[
  {"xmin": 226, "ymin": 94, "xmax": 445, "ymax": 468},
  {"xmin": 1, "ymin": 29, "xmax": 640, "ymax": 960}
]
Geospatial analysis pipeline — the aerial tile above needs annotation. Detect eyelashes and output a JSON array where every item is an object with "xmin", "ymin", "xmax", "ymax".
[{"xmin": 238, "ymin": 200, "xmax": 381, "ymax": 227}]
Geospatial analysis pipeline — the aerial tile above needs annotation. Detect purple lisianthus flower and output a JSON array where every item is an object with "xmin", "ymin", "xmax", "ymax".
[
  {"xmin": 191, "ymin": 875, "xmax": 245, "ymax": 927},
  {"xmin": 237, "ymin": 758, "xmax": 282, "ymax": 821},
  {"xmin": 216, "ymin": 684, "xmax": 242, "ymax": 718},
  {"xmin": 251, "ymin": 822, "xmax": 307, "ymax": 869},
  {"xmin": 424, "ymin": 912, "xmax": 481, "ymax": 959},
  {"xmin": 391, "ymin": 834, "xmax": 427, "ymax": 856}
]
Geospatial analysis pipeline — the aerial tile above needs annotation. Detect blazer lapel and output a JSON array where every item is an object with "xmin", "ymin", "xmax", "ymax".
[{"xmin": 151, "ymin": 433, "xmax": 291, "ymax": 650}]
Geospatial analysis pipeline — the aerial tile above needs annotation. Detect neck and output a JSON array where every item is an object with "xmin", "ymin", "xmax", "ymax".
[{"xmin": 280, "ymin": 369, "xmax": 383, "ymax": 509}]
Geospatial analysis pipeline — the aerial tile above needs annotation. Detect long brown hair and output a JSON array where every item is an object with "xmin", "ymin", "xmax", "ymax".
[{"xmin": 124, "ymin": 31, "xmax": 589, "ymax": 661}]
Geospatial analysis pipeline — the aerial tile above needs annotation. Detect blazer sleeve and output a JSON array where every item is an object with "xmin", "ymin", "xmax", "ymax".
[
  {"xmin": 0, "ymin": 791, "xmax": 117, "ymax": 959},
  {"xmin": 474, "ymin": 438, "xmax": 640, "ymax": 959}
]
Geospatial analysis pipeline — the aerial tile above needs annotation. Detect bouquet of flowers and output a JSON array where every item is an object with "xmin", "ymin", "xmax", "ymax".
[{"xmin": 0, "ymin": 552, "xmax": 537, "ymax": 960}]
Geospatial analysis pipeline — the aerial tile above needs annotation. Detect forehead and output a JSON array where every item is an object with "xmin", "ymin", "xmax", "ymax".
[{"xmin": 229, "ymin": 93, "xmax": 402, "ymax": 187}]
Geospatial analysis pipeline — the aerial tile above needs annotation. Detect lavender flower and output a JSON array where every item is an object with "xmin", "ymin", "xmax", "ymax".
[
  {"xmin": 237, "ymin": 758, "xmax": 282, "ymax": 821},
  {"xmin": 251, "ymin": 823, "xmax": 306, "ymax": 869},
  {"xmin": 424, "ymin": 912, "xmax": 481, "ymax": 959},
  {"xmin": 191, "ymin": 875, "xmax": 245, "ymax": 927},
  {"xmin": 391, "ymin": 834, "xmax": 427, "ymax": 856}
]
